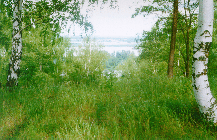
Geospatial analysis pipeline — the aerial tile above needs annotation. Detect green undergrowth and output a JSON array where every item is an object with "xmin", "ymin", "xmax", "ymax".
[{"xmin": 1, "ymin": 75, "xmax": 217, "ymax": 139}]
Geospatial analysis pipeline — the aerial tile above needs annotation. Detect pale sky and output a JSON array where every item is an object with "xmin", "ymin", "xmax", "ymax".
[{"xmin": 62, "ymin": 0, "xmax": 158, "ymax": 38}]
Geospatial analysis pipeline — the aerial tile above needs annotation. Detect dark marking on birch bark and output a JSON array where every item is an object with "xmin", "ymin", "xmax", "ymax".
[
  {"xmin": 194, "ymin": 42, "xmax": 211, "ymax": 53},
  {"xmin": 193, "ymin": 57, "xmax": 198, "ymax": 61},
  {"xmin": 197, "ymin": 43, "xmax": 204, "ymax": 52},
  {"xmin": 203, "ymin": 68, "xmax": 208, "ymax": 74},
  {"xmin": 198, "ymin": 56, "xmax": 206, "ymax": 61},
  {"xmin": 195, "ymin": 71, "xmax": 207, "ymax": 78},
  {"xmin": 195, "ymin": 74, "xmax": 200, "ymax": 78},
  {"xmin": 207, "ymin": 98, "xmax": 217, "ymax": 120},
  {"xmin": 205, "ymin": 42, "xmax": 211, "ymax": 57},
  {"xmin": 192, "ymin": 42, "xmax": 210, "ymax": 89},
  {"xmin": 200, "ymin": 30, "xmax": 212, "ymax": 37}
]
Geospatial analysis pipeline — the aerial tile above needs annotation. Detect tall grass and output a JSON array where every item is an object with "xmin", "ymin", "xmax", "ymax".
[{"xmin": 1, "ymin": 75, "xmax": 217, "ymax": 139}]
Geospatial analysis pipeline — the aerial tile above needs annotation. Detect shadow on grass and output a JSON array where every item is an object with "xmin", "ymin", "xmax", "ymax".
[{"xmin": 163, "ymin": 98, "xmax": 217, "ymax": 132}]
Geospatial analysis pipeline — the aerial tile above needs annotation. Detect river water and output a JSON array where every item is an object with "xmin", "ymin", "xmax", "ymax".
[{"xmin": 70, "ymin": 36, "xmax": 140, "ymax": 56}]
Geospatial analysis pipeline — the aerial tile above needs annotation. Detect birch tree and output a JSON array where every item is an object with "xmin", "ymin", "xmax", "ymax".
[
  {"xmin": 6, "ymin": 0, "xmax": 23, "ymax": 87},
  {"xmin": 192, "ymin": 0, "xmax": 217, "ymax": 123}
]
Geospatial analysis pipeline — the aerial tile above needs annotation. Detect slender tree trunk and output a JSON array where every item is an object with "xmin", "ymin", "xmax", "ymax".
[
  {"xmin": 6, "ymin": 0, "xmax": 23, "ymax": 87},
  {"xmin": 167, "ymin": 0, "xmax": 178, "ymax": 78},
  {"xmin": 192, "ymin": 0, "xmax": 217, "ymax": 123},
  {"xmin": 185, "ymin": 28, "xmax": 190, "ymax": 77},
  {"xmin": 185, "ymin": 0, "xmax": 191, "ymax": 78}
]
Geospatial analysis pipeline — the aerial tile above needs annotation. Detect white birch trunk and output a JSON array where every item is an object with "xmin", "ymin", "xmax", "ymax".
[
  {"xmin": 192, "ymin": 0, "xmax": 217, "ymax": 123},
  {"xmin": 7, "ymin": 0, "xmax": 23, "ymax": 87}
]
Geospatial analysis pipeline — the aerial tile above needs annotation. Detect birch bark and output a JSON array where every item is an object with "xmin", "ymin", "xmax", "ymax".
[
  {"xmin": 6, "ymin": 0, "xmax": 23, "ymax": 87},
  {"xmin": 192, "ymin": 0, "xmax": 217, "ymax": 123}
]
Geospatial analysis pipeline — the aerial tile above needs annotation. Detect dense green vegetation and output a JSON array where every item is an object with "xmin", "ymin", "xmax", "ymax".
[
  {"xmin": 1, "ymin": 31, "xmax": 217, "ymax": 138},
  {"xmin": 1, "ymin": 0, "xmax": 217, "ymax": 139},
  {"xmin": 1, "ymin": 70, "xmax": 217, "ymax": 139}
]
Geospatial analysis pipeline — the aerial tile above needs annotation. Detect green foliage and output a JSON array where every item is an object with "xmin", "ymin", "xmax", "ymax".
[
  {"xmin": 106, "ymin": 50, "xmax": 132, "ymax": 71},
  {"xmin": 138, "ymin": 25, "xmax": 170, "ymax": 62},
  {"xmin": 137, "ymin": 3, "xmax": 198, "ymax": 76},
  {"xmin": 0, "ymin": 9, "xmax": 12, "ymax": 51},
  {"xmin": 5, "ymin": 23, "xmax": 109, "ymax": 87},
  {"xmin": 137, "ymin": 24, "xmax": 171, "ymax": 75},
  {"xmin": 64, "ymin": 37, "xmax": 109, "ymax": 85},
  {"xmin": 116, "ymin": 55, "xmax": 140, "ymax": 79},
  {"xmin": 2, "ymin": 0, "xmax": 95, "ymax": 34},
  {"xmin": 209, "ymin": 9, "xmax": 217, "ymax": 76},
  {"xmin": 14, "ymin": 24, "xmax": 72, "ymax": 87},
  {"xmin": 132, "ymin": 0, "xmax": 173, "ymax": 18},
  {"xmin": 209, "ymin": 47, "xmax": 217, "ymax": 76},
  {"xmin": 0, "ymin": 7, "xmax": 12, "ymax": 86},
  {"xmin": 0, "ymin": 49, "xmax": 9, "ymax": 87}
]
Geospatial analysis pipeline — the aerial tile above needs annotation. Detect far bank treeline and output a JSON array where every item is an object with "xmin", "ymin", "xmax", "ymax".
[{"xmin": 0, "ymin": 0, "xmax": 217, "ymax": 88}]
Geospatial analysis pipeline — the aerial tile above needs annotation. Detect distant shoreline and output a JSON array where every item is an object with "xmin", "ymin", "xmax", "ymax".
[
  {"xmin": 70, "ymin": 36, "xmax": 138, "ymax": 48},
  {"xmin": 69, "ymin": 36, "xmax": 140, "ymax": 56}
]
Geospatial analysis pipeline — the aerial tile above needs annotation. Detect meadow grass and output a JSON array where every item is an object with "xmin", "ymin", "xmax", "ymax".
[{"xmin": 1, "ymin": 75, "xmax": 217, "ymax": 139}]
